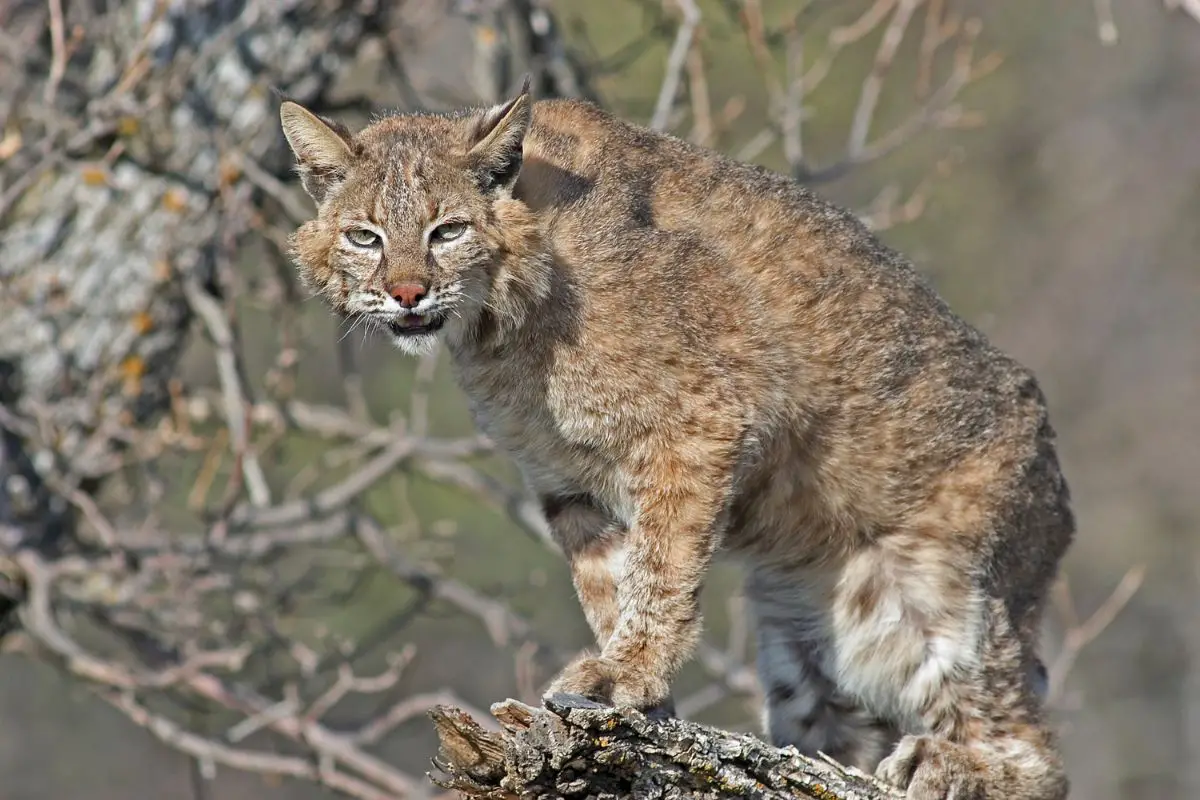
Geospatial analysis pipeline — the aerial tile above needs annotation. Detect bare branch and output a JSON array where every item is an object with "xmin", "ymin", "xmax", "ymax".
[
  {"xmin": 43, "ymin": 0, "xmax": 66, "ymax": 106},
  {"xmin": 1047, "ymin": 564, "xmax": 1146, "ymax": 705},
  {"xmin": 183, "ymin": 277, "xmax": 272, "ymax": 509},
  {"xmin": 429, "ymin": 695, "xmax": 904, "ymax": 799},
  {"xmin": 650, "ymin": 0, "xmax": 701, "ymax": 131},
  {"xmin": 355, "ymin": 690, "xmax": 498, "ymax": 746},
  {"xmin": 847, "ymin": 0, "xmax": 923, "ymax": 159}
]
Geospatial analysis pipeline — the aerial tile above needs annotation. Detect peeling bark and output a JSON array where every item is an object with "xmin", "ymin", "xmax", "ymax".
[{"xmin": 428, "ymin": 694, "xmax": 904, "ymax": 800}]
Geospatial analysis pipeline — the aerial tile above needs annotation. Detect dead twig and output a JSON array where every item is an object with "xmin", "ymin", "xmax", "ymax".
[
  {"xmin": 43, "ymin": 0, "xmax": 66, "ymax": 105},
  {"xmin": 847, "ymin": 0, "xmax": 923, "ymax": 158},
  {"xmin": 183, "ymin": 277, "xmax": 272, "ymax": 509},
  {"xmin": 1046, "ymin": 564, "xmax": 1146, "ymax": 705},
  {"xmin": 650, "ymin": 0, "xmax": 701, "ymax": 131}
]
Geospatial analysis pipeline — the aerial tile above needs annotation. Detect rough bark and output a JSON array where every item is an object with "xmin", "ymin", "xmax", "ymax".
[
  {"xmin": 0, "ymin": 0, "xmax": 384, "ymax": 481},
  {"xmin": 428, "ymin": 694, "xmax": 904, "ymax": 800},
  {"xmin": 0, "ymin": 0, "xmax": 395, "ymax": 632}
]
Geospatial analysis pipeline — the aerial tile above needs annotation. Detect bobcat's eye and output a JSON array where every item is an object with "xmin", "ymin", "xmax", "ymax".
[
  {"xmin": 344, "ymin": 228, "xmax": 380, "ymax": 248},
  {"xmin": 430, "ymin": 222, "xmax": 467, "ymax": 244}
]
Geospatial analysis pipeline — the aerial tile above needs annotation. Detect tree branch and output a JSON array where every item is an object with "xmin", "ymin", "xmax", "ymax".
[{"xmin": 428, "ymin": 694, "xmax": 904, "ymax": 800}]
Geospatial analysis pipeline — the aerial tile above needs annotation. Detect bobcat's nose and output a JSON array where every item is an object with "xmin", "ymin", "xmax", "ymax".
[{"xmin": 389, "ymin": 282, "xmax": 428, "ymax": 309}]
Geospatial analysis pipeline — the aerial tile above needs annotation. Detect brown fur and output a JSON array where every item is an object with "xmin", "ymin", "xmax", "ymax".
[{"xmin": 279, "ymin": 83, "xmax": 1075, "ymax": 799}]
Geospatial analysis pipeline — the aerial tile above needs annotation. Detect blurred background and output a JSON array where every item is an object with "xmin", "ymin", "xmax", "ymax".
[{"xmin": 0, "ymin": 1, "xmax": 1197, "ymax": 798}]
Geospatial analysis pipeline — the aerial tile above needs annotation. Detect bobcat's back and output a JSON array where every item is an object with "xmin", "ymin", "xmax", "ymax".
[{"xmin": 506, "ymin": 98, "xmax": 1067, "ymax": 568}]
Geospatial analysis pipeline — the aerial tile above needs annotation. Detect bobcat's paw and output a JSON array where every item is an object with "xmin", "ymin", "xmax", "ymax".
[
  {"xmin": 544, "ymin": 654, "xmax": 620, "ymax": 704},
  {"xmin": 876, "ymin": 735, "xmax": 986, "ymax": 800},
  {"xmin": 543, "ymin": 654, "xmax": 671, "ymax": 713}
]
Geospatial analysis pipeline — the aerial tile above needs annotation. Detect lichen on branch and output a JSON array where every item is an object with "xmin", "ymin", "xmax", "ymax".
[{"xmin": 428, "ymin": 693, "xmax": 904, "ymax": 800}]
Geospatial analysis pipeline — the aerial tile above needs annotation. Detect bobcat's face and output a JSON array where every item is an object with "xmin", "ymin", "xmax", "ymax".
[
  {"xmin": 281, "ymin": 83, "xmax": 548, "ymax": 356},
  {"xmin": 289, "ymin": 152, "xmax": 503, "ymax": 357}
]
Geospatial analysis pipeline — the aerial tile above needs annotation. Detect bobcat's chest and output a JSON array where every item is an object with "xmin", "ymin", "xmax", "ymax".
[{"xmin": 452, "ymin": 349, "xmax": 631, "ymax": 515}]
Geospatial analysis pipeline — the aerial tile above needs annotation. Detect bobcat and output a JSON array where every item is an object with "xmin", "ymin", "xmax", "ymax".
[{"xmin": 279, "ymin": 79, "xmax": 1075, "ymax": 799}]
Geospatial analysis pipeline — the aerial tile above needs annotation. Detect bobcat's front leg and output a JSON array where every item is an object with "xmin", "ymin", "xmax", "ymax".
[
  {"xmin": 545, "ymin": 433, "xmax": 735, "ymax": 712},
  {"xmin": 539, "ymin": 492, "xmax": 624, "ymax": 647}
]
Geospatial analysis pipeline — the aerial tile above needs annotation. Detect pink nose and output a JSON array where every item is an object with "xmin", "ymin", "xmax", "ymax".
[{"xmin": 390, "ymin": 282, "xmax": 427, "ymax": 308}]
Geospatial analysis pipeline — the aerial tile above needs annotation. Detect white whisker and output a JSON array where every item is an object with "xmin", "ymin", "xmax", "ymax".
[{"xmin": 338, "ymin": 313, "xmax": 366, "ymax": 343}]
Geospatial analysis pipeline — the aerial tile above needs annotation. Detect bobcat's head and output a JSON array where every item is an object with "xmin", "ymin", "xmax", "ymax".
[{"xmin": 279, "ymin": 80, "xmax": 550, "ymax": 356}]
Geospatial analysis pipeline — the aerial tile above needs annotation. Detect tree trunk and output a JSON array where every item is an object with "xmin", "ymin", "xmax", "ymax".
[{"xmin": 0, "ymin": 0, "xmax": 383, "ymax": 551}]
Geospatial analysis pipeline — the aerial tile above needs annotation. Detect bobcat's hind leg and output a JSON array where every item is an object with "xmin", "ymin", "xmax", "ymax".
[
  {"xmin": 873, "ymin": 597, "xmax": 1068, "ymax": 800},
  {"xmin": 749, "ymin": 573, "xmax": 899, "ymax": 772}
]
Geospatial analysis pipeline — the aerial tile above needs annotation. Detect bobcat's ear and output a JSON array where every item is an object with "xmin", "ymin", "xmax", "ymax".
[
  {"xmin": 280, "ymin": 101, "xmax": 355, "ymax": 204},
  {"xmin": 466, "ymin": 75, "xmax": 533, "ymax": 195}
]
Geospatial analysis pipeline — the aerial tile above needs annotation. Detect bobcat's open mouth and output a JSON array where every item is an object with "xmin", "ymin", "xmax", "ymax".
[{"xmin": 388, "ymin": 315, "xmax": 445, "ymax": 337}]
